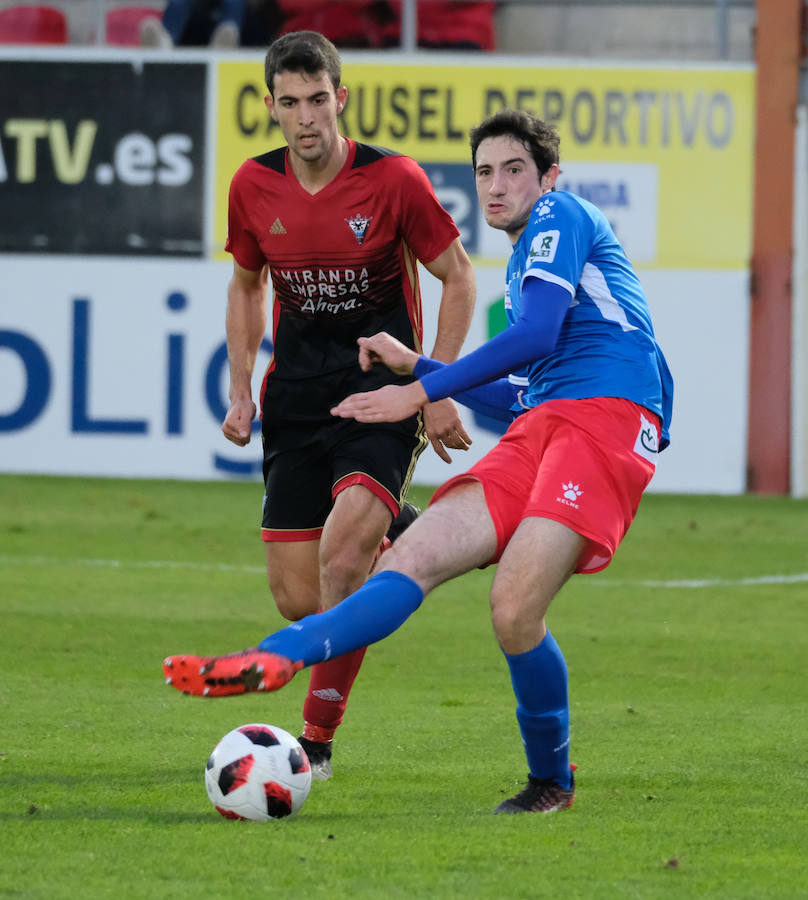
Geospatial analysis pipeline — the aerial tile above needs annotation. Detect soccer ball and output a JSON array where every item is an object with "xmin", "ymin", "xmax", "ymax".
[{"xmin": 204, "ymin": 723, "xmax": 311, "ymax": 821}]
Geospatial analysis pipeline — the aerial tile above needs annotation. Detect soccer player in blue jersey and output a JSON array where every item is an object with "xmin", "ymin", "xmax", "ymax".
[{"xmin": 164, "ymin": 108, "xmax": 674, "ymax": 814}]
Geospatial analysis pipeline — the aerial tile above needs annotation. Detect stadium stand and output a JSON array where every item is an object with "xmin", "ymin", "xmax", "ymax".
[
  {"xmin": 0, "ymin": 4, "xmax": 68, "ymax": 43},
  {"xmin": 105, "ymin": 4, "xmax": 162, "ymax": 45},
  {"xmin": 493, "ymin": 0, "xmax": 754, "ymax": 60},
  {"xmin": 275, "ymin": 1, "xmax": 497, "ymax": 50},
  {"xmin": 275, "ymin": 1, "xmax": 391, "ymax": 48},
  {"xmin": 0, "ymin": 0, "xmax": 754, "ymax": 60},
  {"xmin": 386, "ymin": 1, "xmax": 497, "ymax": 50}
]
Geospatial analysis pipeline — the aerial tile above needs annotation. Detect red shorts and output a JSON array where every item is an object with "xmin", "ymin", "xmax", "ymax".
[{"xmin": 430, "ymin": 397, "xmax": 660, "ymax": 573}]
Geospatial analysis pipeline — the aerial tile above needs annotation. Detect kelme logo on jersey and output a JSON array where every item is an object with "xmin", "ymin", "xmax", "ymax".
[
  {"xmin": 528, "ymin": 230, "xmax": 560, "ymax": 265},
  {"xmin": 345, "ymin": 213, "xmax": 373, "ymax": 245},
  {"xmin": 537, "ymin": 198, "xmax": 555, "ymax": 218}
]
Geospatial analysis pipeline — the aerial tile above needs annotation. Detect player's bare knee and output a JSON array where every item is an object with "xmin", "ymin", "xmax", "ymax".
[
  {"xmin": 373, "ymin": 536, "xmax": 445, "ymax": 594},
  {"xmin": 269, "ymin": 576, "xmax": 318, "ymax": 622},
  {"xmin": 320, "ymin": 547, "xmax": 374, "ymax": 600},
  {"xmin": 489, "ymin": 591, "xmax": 526, "ymax": 645}
]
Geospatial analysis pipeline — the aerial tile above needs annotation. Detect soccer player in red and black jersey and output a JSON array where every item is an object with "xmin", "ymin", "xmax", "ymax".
[{"xmin": 221, "ymin": 30, "xmax": 476, "ymax": 778}]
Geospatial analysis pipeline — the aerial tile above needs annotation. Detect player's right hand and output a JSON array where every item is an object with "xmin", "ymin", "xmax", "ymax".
[
  {"xmin": 222, "ymin": 398, "xmax": 257, "ymax": 447},
  {"xmin": 357, "ymin": 333, "xmax": 418, "ymax": 375}
]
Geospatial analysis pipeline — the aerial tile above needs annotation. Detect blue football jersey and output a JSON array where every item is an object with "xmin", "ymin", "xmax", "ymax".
[{"xmin": 505, "ymin": 191, "xmax": 673, "ymax": 446}]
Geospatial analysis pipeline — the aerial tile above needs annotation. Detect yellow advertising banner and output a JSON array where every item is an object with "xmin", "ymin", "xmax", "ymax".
[{"xmin": 215, "ymin": 60, "xmax": 753, "ymax": 269}]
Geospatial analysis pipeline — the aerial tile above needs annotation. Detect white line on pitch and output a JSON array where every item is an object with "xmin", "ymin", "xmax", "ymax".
[
  {"xmin": 0, "ymin": 554, "xmax": 266, "ymax": 576},
  {"xmin": 1, "ymin": 554, "xmax": 807, "ymax": 589},
  {"xmin": 589, "ymin": 573, "xmax": 808, "ymax": 588}
]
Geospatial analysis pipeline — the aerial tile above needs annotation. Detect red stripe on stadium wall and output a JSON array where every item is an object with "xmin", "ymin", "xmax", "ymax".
[{"xmin": 747, "ymin": 0, "xmax": 805, "ymax": 493}]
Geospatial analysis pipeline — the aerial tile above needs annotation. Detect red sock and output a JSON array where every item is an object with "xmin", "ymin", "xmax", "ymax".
[
  {"xmin": 302, "ymin": 647, "xmax": 367, "ymax": 743},
  {"xmin": 303, "ymin": 532, "xmax": 390, "ymax": 743}
]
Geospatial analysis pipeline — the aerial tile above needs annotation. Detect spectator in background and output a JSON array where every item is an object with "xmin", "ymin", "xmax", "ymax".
[
  {"xmin": 140, "ymin": 0, "xmax": 280, "ymax": 48},
  {"xmin": 275, "ymin": 2, "xmax": 496, "ymax": 51},
  {"xmin": 386, "ymin": 1, "xmax": 496, "ymax": 50},
  {"xmin": 275, "ymin": 1, "xmax": 394, "ymax": 48}
]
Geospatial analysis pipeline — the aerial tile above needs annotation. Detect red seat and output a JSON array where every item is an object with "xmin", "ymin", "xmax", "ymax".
[
  {"xmin": 0, "ymin": 4, "xmax": 68, "ymax": 44},
  {"xmin": 386, "ymin": 1, "xmax": 497, "ymax": 51},
  {"xmin": 105, "ymin": 5, "xmax": 162, "ymax": 46},
  {"xmin": 278, "ymin": 2, "xmax": 389, "ymax": 49}
]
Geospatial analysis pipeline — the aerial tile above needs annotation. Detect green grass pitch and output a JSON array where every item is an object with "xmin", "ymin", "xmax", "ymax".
[{"xmin": 1, "ymin": 474, "xmax": 806, "ymax": 899}]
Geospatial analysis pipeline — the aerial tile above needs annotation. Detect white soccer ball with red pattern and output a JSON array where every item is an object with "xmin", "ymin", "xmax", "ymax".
[{"xmin": 204, "ymin": 724, "xmax": 311, "ymax": 821}]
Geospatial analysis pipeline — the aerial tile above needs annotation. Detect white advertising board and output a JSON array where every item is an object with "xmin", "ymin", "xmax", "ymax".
[
  {"xmin": 418, "ymin": 264, "xmax": 750, "ymax": 494},
  {"xmin": 1, "ymin": 256, "xmax": 748, "ymax": 493},
  {"xmin": 1, "ymin": 257, "xmax": 258, "ymax": 480}
]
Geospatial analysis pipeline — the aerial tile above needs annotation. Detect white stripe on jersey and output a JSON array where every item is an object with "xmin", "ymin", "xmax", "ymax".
[
  {"xmin": 580, "ymin": 263, "xmax": 637, "ymax": 332},
  {"xmin": 522, "ymin": 268, "xmax": 575, "ymax": 297}
]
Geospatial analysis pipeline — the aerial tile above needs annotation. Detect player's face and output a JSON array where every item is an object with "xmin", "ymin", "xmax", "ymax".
[
  {"xmin": 266, "ymin": 69, "xmax": 347, "ymax": 167},
  {"xmin": 474, "ymin": 135, "xmax": 557, "ymax": 241}
]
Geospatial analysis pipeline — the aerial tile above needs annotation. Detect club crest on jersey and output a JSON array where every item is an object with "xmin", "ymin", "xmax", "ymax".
[
  {"xmin": 345, "ymin": 213, "xmax": 373, "ymax": 245},
  {"xmin": 633, "ymin": 413, "xmax": 660, "ymax": 465}
]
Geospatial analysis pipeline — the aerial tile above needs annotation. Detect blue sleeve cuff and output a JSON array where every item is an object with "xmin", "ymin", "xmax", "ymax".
[{"xmin": 413, "ymin": 356, "xmax": 444, "ymax": 379}]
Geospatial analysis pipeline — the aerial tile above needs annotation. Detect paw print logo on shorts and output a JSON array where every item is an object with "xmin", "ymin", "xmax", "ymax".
[
  {"xmin": 562, "ymin": 482, "xmax": 582, "ymax": 501},
  {"xmin": 557, "ymin": 481, "xmax": 583, "ymax": 509}
]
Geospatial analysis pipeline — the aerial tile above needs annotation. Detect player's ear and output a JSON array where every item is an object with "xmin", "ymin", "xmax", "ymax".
[
  {"xmin": 541, "ymin": 163, "xmax": 560, "ymax": 193},
  {"xmin": 336, "ymin": 85, "xmax": 348, "ymax": 115},
  {"xmin": 265, "ymin": 94, "xmax": 278, "ymax": 121}
]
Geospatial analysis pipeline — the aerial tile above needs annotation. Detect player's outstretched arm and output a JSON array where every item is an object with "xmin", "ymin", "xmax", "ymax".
[
  {"xmin": 354, "ymin": 334, "xmax": 472, "ymax": 456},
  {"xmin": 336, "ymin": 278, "xmax": 569, "ymax": 426},
  {"xmin": 332, "ymin": 381, "xmax": 429, "ymax": 423}
]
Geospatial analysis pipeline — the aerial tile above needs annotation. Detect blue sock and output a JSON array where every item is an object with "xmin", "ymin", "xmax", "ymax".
[
  {"xmin": 504, "ymin": 631, "xmax": 571, "ymax": 788},
  {"xmin": 258, "ymin": 571, "xmax": 424, "ymax": 667}
]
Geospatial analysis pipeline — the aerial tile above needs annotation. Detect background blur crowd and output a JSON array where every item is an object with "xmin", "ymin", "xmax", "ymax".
[
  {"xmin": 0, "ymin": 0, "xmax": 497, "ymax": 50},
  {"xmin": 0, "ymin": 0, "xmax": 755, "ymax": 60},
  {"xmin": 137, "ymin": 1, "xmax": 497, "ymax": 50}
]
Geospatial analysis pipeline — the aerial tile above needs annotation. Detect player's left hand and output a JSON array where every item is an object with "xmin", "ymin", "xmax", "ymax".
[
  {"xmin": 423, "ymin": 398, "xmax": 472, "ymax": 464},
  {"xmin": 357, "ymin": 333, "xmax": 418, "ymax": 375},
  {"xmin": 331, "ymin": 382, "xmax": 428, "ymax": 423}
]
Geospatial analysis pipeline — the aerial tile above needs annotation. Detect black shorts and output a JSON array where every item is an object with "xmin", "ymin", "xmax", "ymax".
[{"xmin": 260, "ymin": 414, "xmax": 427, "ymax": 542}]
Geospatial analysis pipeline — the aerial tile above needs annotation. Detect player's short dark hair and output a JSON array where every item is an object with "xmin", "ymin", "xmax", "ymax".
[
  {"xmin": 470, "ymin": 109, "xmax": 560, "ymax": 177},
  {"xmin": 264, "ymin": 30, "xmax": 342, "ymax": 96}
]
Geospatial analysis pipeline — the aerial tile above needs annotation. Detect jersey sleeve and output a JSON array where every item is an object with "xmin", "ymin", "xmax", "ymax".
[
  {"xmin": 394, "ymin": 157, "xmax": 460, "ymax": 264},
  {"xmin": 418, "ymin": 279, "xmax": 569, "ymax": 403},
  {"xmin": 522, "ymin": 193, "xmax": 594, "ymax": 297},
  {"xmin": 224, "ymin": 163, "xmax": 266, "ymax": 272}
]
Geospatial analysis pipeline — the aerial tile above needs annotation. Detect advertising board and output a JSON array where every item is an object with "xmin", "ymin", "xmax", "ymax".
[
  {"xmin": 0, "ymin": 52, "xmax": 755, "ymax": 493},
  {"xmin": 0, "ymin": 59, "xmax": 206, "ymax": 256},
  {"xmin": 215, "ymin": 59, "xmax": 753, "ymax": 267}
]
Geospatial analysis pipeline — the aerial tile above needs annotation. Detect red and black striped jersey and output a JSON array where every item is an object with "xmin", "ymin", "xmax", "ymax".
[{"xmin": 225, "ymin": 139, "xmax": 459, "ymax": 421}]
